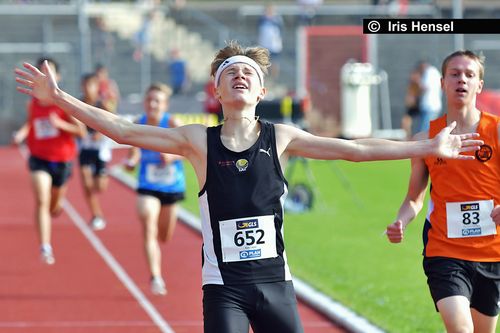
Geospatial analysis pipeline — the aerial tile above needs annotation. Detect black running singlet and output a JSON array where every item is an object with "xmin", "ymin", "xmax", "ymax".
[{"xmin": 199, "ymin": 121, "xmax": 292, "ymax": 285}]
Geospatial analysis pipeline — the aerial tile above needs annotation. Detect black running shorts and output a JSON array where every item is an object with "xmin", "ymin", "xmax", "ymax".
[
  {"xmin": 202, "ymin": 281, "xmax": 304, "ymax": 333},
  {"xmin": 137, "ymin": 188, "xmax": 185, "ymax": 205},
  {"xmin": 29, "ymin": 155, "xmax": 73, "ymax": 187},
  {"xmin": 79, "ymin": 149, "xmax": 107, "ymax": 177},
  {"xmin": 423, "ymin": 256, "xmax": 500, "ymax": 316}
]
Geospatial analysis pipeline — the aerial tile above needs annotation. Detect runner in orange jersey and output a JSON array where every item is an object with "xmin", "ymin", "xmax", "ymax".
[{"xmin": 386, "ymin": 50, "xmax": 500, "ymax": 333}]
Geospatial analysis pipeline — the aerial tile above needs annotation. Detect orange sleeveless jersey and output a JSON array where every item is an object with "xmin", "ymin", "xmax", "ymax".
[{"xmin": 424, "ymin": 112, "xmax": 500, "ymax": 261}]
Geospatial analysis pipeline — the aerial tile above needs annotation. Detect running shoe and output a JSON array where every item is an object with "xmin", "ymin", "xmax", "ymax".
[
  {"xmin": 150, "ymin": 276, "xmax": 167, "ymax": 296},
  {"xmin": 90, "ymin": 216, "xmax": 106, "ymax": 231},
  {"xmin": 40, "ymin": 248, "xmax": 55, "ymax": 265}
]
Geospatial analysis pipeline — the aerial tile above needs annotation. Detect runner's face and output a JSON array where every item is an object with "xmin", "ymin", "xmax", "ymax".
[
  {"xmin": 82, "ymin": 77, "xmax": 99, "ymax": 101},
  {"xmin": 442, "ymin": 56, "xmax": 483, "ymax": 107},
  {"xmin": 217, "ymin": 63, "xmax": 265, "ymax": 106},
  {"xmin": 144, "ymin": 90, "xmax": 168, "ymax": 120}
]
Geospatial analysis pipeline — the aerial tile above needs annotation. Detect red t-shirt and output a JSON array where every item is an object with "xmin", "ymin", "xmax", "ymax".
[{"xmin": 26, "ymin": 98, "xmax": 77, "ymax": 162}]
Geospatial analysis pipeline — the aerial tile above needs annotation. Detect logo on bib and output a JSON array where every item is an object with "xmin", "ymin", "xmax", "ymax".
[
  {"xmin": 240, "ymin": 249, "xmax": 261, "ymax": 259},
  {"xmin": 236, "ymin": 219, "xmax": 259, "ymax": 229},
  {"xmin": 461, "ymin": 203, "xmax": 479, "ymax": 211},
  {"xmin": 462, "ymin": 228, "xmax": 482, "ymax": 236}
]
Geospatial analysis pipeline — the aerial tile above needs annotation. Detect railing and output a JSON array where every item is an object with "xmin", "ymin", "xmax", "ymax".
[
  {"xmin": 238, "ymin": 3, "xmax": 440, "ymax": 18},
  {"xmin": 168, "ymin": 6, "xmax": 232, "ymax": 49}
]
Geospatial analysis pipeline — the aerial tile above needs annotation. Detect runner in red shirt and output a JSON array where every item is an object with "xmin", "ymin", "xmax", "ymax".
[{"xmin": 12, "ymin": 57, "xmax": 85, "ymax": 265}]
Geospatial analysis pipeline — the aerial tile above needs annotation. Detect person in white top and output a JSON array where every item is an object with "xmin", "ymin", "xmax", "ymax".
[{"xmin": 418, "ymin": 60, "xmax": 443, "ymax": 132}]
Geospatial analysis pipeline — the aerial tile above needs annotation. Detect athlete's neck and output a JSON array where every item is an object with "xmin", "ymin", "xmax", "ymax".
[{"xmin": 447, "ymin": 106, "xmax": 481, "ymax": 134}]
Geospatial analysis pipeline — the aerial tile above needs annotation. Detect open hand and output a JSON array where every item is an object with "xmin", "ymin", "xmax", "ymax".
[
  {"xmin": 15, "ymin": 61, "xmax": 58, "ymax": 104},
  {"xmin": 433, "ymin": 121, "xmax": 483, "ymax": 160}
]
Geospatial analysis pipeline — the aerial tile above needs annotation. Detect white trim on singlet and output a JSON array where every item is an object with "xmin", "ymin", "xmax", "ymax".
[
  {"xmin": 199, "ymin": 191, "xmax": 224, "ymax": 285},
  {"xmin": 280, "ymin": 183, "xmax": 292, "ymax": 281},
  {"xmin": 426, "ymin": 198, "xmax": 434, "ymax": 222}
]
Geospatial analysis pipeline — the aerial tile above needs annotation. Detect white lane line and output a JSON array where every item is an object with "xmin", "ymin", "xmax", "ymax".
[
  {"xmin": 110, "ymin": 165, "xmax": 386, "ymax": 333},
  {"xmin": 62, "ymin": 200, "xmax": 175, "ymax": 333}
]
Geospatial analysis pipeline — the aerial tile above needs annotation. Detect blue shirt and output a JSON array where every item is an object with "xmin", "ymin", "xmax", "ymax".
[{"xmin": 137, "ymin": 113, "xmax": 185, "ymax": 193}]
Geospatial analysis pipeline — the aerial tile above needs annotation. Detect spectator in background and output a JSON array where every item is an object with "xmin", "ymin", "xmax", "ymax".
[
  {"xmin": 94, "ymin": 64, "xmax": 120, "ymax": 113},
  {"xmin": 124, "ymin": 83, "xmax": 185, "ymax": 296},
  {"xmin": 12, "ymin": 57, "xmax": 85, "ymax": 265},
  {"xmin": 257, "ymin": 4, "xmax": 283, "ymax": 80},
  {"xmin": 92, "ymin": 16, "xmax": 115, "ymax": 66},
  {"xmin": 203, "ymin": 78, "xmax": 223, "ymax": 122},
  {"xmin": 133, "ymin": 10, "xmax": 154, "ymax": 62},
  {"xmin": 401, "ymin": 63, "xmax": 422, "ymax": 139},
  {"xmin": 167, "ymin": 48, "xmax": 190, "ymax": 95},
  {"xmin": 296, "ymin": 0, "xmax": 323, "ymax": 26},
  {"xmin": 417, "ymin": 59, "xmax": 442, "ymax": 132},
  {"xmin": 78, "ymin": 73, "xmax": 114, "ymax": 231}
]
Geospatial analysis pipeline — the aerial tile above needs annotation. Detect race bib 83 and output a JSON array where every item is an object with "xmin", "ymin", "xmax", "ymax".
[{"xmin": 446, "ymin": 200, "xmax": 496, "ymax": 238}]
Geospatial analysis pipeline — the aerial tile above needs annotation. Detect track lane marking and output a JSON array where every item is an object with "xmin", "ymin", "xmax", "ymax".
[{"xmin": 62, "ymin": 199, "xmax": 175, "ymax": 333}]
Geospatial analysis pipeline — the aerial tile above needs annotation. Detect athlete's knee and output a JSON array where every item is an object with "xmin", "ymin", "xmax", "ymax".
[
  {"xmin": 442, "ymin": 319, "xmax": 473, "ymax": 333},
  {"xmin": 445, "ymin": 325, "xmax": 473, "ymax": 333}
]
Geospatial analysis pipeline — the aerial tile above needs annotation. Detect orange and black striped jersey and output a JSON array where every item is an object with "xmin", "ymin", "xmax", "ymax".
[{"xmin": 424, "ymin": 112, "xmax": 500, "ymax": 261}]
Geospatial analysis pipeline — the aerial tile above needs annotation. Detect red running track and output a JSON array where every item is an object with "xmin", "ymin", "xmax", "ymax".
[{"xmin": 0, "ymin": 146, "xmax": 348, "ymax": 333}]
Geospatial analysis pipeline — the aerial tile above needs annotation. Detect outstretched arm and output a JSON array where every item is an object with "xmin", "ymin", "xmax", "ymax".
[
  {"xmin": 275, "ymin": 122, "xmax": 482, "ymax": 162},
  {"xmin": 15, "ymin": 61, "xmax": 196, "ymax": 156}
]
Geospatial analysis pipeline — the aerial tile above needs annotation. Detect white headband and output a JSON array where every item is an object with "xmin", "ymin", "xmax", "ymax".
[{"xmin": 214, "ymin": 55, "xmax": 264, "ymax": 88}]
